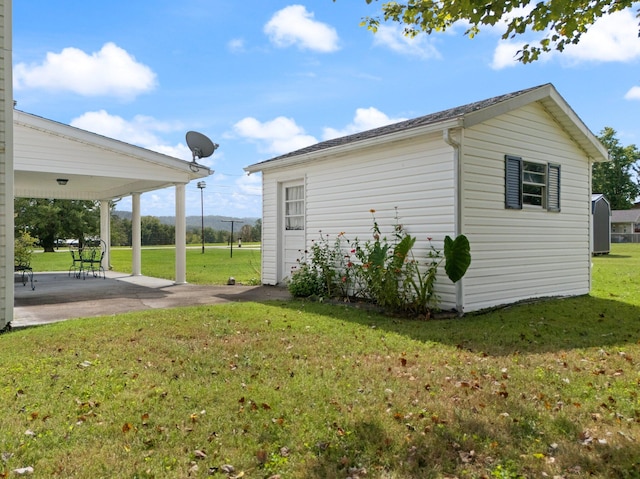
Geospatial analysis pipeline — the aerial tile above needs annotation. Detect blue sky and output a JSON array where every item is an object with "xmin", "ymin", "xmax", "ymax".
[{"xmin": 12, "ymin": 1, "xmax": 640, "ymax": 218}]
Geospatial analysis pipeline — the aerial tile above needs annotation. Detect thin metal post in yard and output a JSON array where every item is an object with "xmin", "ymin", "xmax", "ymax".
[
  {"xmin": 222, "ymin": 220, "xmax": 242, "ymax": 258},
  {"xmin": 197, "ymin": 181, "xmax": 206, "ymax": 254}
]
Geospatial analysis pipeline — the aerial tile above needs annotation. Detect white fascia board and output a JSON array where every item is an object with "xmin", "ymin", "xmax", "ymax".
[
  {"xmin": 462, "ymin": 84, "xmax": 608, "ymax": 162},
  {"xmin": 14, "ymin": 110, "xmax": 214, "ymax": 177},
  {"xmin": 244, "ymin": 118, "xmax": 463, "ymax": 174}
]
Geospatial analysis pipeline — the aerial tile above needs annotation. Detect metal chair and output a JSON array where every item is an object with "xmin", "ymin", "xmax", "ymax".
[
  {"xmin": 82, "ymin": 239, "xmax": 106, "ymax": 279},
  {"xmin": 14, "ymin": 261, "xmax": 35, "ymax": 290},
  {"xmin": 69, "ymin": 245, "xmax": 83, "ymax": 278}
]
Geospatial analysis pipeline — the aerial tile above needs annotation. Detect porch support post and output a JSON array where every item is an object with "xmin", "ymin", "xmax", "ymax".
[
  {"xmin": 1, "ymin": 0, "xmax": 13, "ymax": 331},
  {"xmin": 175, "ymin": 183, "xmax": 187, "ymax": 284},
  {"xmin": 99, "ymin": 200, "xmax": 111, "ymax": 271},
  {"xmin": 132, "ymin": 192, "xmax": 142, "ymax": 276}
]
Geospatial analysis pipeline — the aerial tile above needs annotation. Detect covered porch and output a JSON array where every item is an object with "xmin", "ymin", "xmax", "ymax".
[{"xmin": 10, "ymin": 109, "xmax": 212, "ymax": 327}]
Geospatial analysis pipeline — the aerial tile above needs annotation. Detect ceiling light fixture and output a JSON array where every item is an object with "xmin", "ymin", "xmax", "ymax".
[{"xmin": 56, "ymin": 178, "xmax": 69, "ymax": 185}]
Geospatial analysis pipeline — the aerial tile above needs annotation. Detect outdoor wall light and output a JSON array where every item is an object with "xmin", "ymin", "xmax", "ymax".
[{"xmin": 56, "ymin": 178, "xmax": 69, "ymax": 185}]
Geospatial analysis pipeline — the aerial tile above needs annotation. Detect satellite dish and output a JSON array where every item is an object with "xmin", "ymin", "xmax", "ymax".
[{"xmin": 186, "ymin": 131, "xmax": 218, "ymax": 162}]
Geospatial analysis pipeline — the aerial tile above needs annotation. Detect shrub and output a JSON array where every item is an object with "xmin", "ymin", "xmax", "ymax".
[{"xmin": 287, "ymin": 263, "xmax": 326, "ymax": 298}]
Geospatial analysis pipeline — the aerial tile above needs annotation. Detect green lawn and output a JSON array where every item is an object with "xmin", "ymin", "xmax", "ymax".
[
  {"xmin": 2, "ymin": 244, "xmax": 639, "ymax": 478},
  {"xmin": 30, "ymin": 244, "xmax": 262, "ymax": 285}
]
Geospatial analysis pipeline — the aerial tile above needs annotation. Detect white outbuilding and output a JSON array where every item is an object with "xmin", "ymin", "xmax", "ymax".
[{"xmin": 245, "ymin": 83, "xmax": 609, "ymax": 314}]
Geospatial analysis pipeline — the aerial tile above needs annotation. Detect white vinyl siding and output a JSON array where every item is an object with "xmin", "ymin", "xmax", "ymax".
[
  {"xmin": 254, "ymin": 90, "xmax": 600, "ymax": 313},
  {"xmin": 260, "ymin": 133, "xmax": 459, "ymax": 308},
  {"xmin": 460, "ymin": 102, "xmax": 591, "ymax": 311},
  {"xmin": 260, "ymin": 174, "xmax": 278, "ymax": 285}
]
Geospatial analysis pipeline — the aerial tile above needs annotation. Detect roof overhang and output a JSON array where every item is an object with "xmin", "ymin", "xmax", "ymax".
[
  {"xmin": 13, "ymin": 110, "xmax": 212, "ymax": 200},
  {"xmin": 244, "ymin": 118, "xmax": 463, "ymax": 174},
  {"xmin": 462, "ymin": 84, "xmax": 609, "ymax": 162},
  {"xmin": 245, "ymin": 84, "xmax": 609, "ymax": 175}
]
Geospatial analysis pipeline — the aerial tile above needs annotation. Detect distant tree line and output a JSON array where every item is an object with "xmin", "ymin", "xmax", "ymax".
[
  {"xmin": 15, "ymin": 199, "xmax": 262, "ymax": 250},
  {"xmin": 111, "ymin": 216, "xmax": 261, "ymax": 246}
]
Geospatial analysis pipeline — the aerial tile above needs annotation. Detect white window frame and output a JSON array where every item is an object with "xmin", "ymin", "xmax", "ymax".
[
  {"xmin": 284, "ymin": 184, "xmax": 304, "ymax": 231},
  {"xmin": 505, "ymin": 155, "xmax": 560, "ymax": 212}
]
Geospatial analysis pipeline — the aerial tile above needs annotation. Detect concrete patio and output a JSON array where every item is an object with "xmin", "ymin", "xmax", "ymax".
[{"xmin": 13, "ymin": 271, "xmax": 291, "ymax": 329}]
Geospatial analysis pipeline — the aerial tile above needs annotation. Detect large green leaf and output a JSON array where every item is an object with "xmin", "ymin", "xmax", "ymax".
[{"xmin": 443, "ymin": 234, "xmax": 471, "ymax": 283}]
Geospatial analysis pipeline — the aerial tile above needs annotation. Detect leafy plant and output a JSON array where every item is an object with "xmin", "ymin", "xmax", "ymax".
[
  {"xmin": 14, "ymin": 231, "xmax": 37, "ymax": 267},
  {"xmin": 290, "ymin": 209, "xmax": 471, "ymax": 315},
  {"xmin": 352, "ymin": 211, "xmax": 416, "ymax": 311},
  {"xmin": 408, "ymin": 235, "xmax": 471, "ymax": 315},
  {"xmin": 288, "ymin": 263, "xmax": 326, "ymax": 297}
]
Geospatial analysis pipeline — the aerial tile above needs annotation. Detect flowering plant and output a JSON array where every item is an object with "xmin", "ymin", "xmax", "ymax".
[{"xmin": 288, "ymin": 209, "xmax": 471, "ymax": 316}]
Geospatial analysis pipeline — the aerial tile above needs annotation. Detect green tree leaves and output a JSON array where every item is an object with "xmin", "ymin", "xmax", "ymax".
[
  {"xmin": 592, "ymin": 127, "xmax": 640, "ymax": 210},
  {"xmin": 354, "ymin": 0, "xmax": 637, "ymax": 63},
  {"xmin": 15, "ymin": 198, "xmax": 100, "ymax": 252}
]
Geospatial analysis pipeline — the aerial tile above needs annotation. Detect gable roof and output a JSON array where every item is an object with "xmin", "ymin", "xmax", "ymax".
[
  {"xmin": 611, "ymin": 209, "xmax": 640, "ymax": 223},
  {"xmin": 245, "ymin": 83, "xmax": 608, "ymax": 173},
  {"xmin": 13, "ymin": 110, "xmax": 212, "ymax": 200}
]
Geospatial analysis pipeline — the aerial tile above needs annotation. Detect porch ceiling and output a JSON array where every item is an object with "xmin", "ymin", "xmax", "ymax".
[{"xmin": 13, "ymin": 110, "xmax": 212, "ymax": 200}]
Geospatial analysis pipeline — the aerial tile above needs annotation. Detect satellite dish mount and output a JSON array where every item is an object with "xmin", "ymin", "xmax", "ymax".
[{"xmin": 186, "ymin": 131, "xmax": 219, "ymax": 162}]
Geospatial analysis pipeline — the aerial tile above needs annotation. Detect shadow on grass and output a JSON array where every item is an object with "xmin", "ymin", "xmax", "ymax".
[
  {"xmin": 275, "ymin": 295, "xmax": 640, "ymax": 357},
  {"xmin": 304, "ymin": 411, "xmax": 640, "ymax": 478}
]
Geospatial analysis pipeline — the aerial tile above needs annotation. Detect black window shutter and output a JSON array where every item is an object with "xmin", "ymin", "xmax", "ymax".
[
  {"xmin": 505, "ymin": 155, "xmax": 522, "ymax": 209},
  {"xmin": 547, "ymin": 163, "xmax": 561, "ymax": 212}
]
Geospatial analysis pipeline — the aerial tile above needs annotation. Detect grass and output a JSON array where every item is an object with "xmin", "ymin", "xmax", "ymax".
[
  {"xmin": 2, "ymin": 244, "xmax": 639, "ymax": 478},
  {"xmin": 29, "ymin": 245, "xmax": 262, "ymax": 285}
]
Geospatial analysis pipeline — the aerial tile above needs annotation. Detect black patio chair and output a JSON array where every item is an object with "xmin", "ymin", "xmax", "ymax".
[
  {"xmin": 82, "ymin": 239, "xmax": 106, "ymax": 279},
  {"xmin": 68, "ymin": 244, "xmax": 83, "ymax": 278},
  {"xmin": 14, "ymin": 261, "xmax": 35, "ymax": 290}
]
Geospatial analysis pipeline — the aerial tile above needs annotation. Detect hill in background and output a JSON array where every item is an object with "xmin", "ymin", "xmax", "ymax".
[{"xmin": 113, "ymin": 211, "xmax": 259, "ymax": 231}]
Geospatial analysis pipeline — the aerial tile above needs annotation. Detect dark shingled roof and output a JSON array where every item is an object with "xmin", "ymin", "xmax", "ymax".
[{"xmin": 254, "ymin": 83, "xmax": 551, "ymax": 166}]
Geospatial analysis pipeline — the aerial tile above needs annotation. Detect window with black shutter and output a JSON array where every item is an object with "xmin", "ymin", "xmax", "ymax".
[
  {"xmin": 505, "ymin": 155, "xmax": 522, "ymax": 209},
  {"xmin": 505, "ymin": 155, "xmax": 560, "ymax": 212},
  {"xmin": 547, "ymin": 163, "xmax": 561, "ymax": 212}
]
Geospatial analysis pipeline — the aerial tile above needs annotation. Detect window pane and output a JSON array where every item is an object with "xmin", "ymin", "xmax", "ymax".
[
  {"xmin": 523, "ymin": 171, "xmax": 545, "ymax": 185},
  {"xmin": 286, "ymin": 216, "xmax": 304, "ymax": 230},
  {"xmin": 286, "ymin": 186, "xmax": 303, "ymax": 201},
  {"xmin": 285, "ymin": 185, "xmax": 304, "ymax": 230},
  {"xmin": 286, "ymin": 201, "xmax": 303, "ymax": 216},
  {"xmin": 523, "ymin": 161, "xmax": 545, "ymax": 207}
]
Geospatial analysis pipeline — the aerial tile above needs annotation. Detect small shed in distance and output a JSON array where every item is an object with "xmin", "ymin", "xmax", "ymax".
[{"xmin": 592, "ymin": 194, "xmax": 611, "ymax": 254}]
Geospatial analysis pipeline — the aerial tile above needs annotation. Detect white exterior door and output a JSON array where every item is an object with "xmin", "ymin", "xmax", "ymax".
[{"xmin": 280, "ymin": 181, "xmax": 305, "ymax": 282}]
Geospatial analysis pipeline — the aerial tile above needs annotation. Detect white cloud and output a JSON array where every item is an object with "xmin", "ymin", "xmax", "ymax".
[
  {"xmin": 490, "ymin": 41, "xmax": 525, "ymax": 69},
  {"xmin": 490, "ymin": 7, "xmax": 640, "ymax": 68},
  {"xmin": 232, "ymin": 116, "xmax": 317, "ymax": 155},
  {"xmin": 228, "ymin": 38, "xmax": 245, "ymax": 53},
  {"xmin": 323, "ymin": 107, "xmax": 407, "ymax": 140},
  {"xmin": 70, "ymin": 110, "xmax": 191, "ymax": 161},
  {"xmin": 264, "ymin": 5, "xmax": 339, "ymax": 52},
  {"xmin": 13, "ymin": 42, "xmax": 157, "ymax": 99},
  {"xmin": 372, "ymin": 24, "xmax": 441, "ymax": 59},
  {"xmin": 625, "ymin": 86, "xmax": 640, "ymax": 100},
  {"xmin": 563, "ymin": 9, "xmax": 640, "ymax": 62}
]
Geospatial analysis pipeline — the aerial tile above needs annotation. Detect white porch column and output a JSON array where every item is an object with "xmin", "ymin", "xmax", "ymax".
[
  {"xmin": 1, "ymin": 0, "xmax": 13, "ymax": 331},
  {"xmin": 175, "ymin": 183, "xmax": 187, "ymax": 284},
  {"xmin": 99, "ymin": 200, "xmax": 111, "ymax": 270},
  {"xmin": 132, "ymin": 193, "xmax": 142, "ymax": 276}
]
